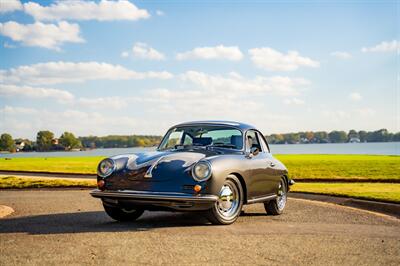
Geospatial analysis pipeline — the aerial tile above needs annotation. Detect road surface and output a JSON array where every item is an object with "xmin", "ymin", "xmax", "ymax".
[{"xmin": 0, "ymin": 189, "xmax": 399, "ymax": 265}]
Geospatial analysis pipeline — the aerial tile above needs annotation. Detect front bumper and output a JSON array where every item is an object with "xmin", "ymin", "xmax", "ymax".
[{"xmin": 90, "ymin": 189, "xmax": 218, "ymax": 211}]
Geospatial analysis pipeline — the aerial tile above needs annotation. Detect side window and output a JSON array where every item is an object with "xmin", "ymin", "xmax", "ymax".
[
  {"xmin": 183, "ymin": 134, "xmax": 193, "ymax": 145},
  {"xmin": 246, "ymin": 130, "xmax": 262, "ymax": 152},
  {"xmin": 166, "ymin": 131, "xmax": 183, "ymax": 148},
  {"xmin": 257, "ymin": 132, "xmax": 270, "ymax": 153}
]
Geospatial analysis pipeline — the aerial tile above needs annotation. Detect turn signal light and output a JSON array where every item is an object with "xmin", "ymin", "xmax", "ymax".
[
  {"xmin": 194, "ymin": 184, "xmax": 202, "ymax": 193},
  {"xmin": 97, "ymin": 180, "xmax": 105, "ymax": 190}
]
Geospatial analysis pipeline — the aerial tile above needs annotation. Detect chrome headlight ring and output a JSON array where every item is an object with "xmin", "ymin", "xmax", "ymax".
[
  {"xmin": 97, "ymin": 158, "xmax": 116, "ymax": 178},
  {"xmin": 192, "ymin": 161, "xmax": 212, "ymax": 182}
]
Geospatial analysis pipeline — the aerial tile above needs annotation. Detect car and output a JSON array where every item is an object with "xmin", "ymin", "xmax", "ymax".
[{"xmin": 90, "ymin": 121, "xmax": 293, "ymax": 225}]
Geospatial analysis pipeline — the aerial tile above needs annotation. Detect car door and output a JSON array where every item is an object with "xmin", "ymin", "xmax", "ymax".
[{"xmin": 246, "ymin": 130, "xmax": 277, "ymax": 199}]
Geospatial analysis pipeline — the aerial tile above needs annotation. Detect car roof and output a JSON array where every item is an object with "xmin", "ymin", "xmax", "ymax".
[{"xmin": 171, "ymin": 120, "xmax": 256, "ymax": 131}]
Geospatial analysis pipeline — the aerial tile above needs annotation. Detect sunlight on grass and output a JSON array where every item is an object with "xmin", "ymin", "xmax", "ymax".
[
  {"xmin": 0, "ymin": 176, "xmax": 96, "ymax": 189},
  {"xmin": 292, "ymin": 182, "xmax": 400, "ymax": 203}
]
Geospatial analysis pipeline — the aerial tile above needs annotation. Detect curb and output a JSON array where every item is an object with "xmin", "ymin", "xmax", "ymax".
[
  {"xmin": 289, "ymin": 192, "xmax": 400, "ymax": 218},
  {"xmin": 0, "ymin": 205, "xmax": 14, "ymax": 218}
]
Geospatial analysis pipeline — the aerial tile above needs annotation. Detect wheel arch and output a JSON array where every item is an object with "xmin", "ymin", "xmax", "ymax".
[{"xmin": 229, "ymin": 172, "xmax": 248, "ymax": 204}]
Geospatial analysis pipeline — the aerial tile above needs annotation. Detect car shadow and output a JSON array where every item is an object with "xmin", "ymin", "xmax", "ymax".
[
  {"xmin": 0, "ymin": 211, "xmax": 212, "ymax": 235},
  {"xmin": 0, "ymin": 209, "xmax": 268, "ymax": 235}
]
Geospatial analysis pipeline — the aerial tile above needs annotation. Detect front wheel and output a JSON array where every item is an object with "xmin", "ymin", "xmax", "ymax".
[
  {"xmin": 206, "ymin": 175, "xmax": 244, "ymax": 225},
  {"xmin": 264, "ymin": 177, "xmax": 287, "ymax": 215},
  {"xmin": 103, "ymin": 204, "xmax": 144, "ymax": 222}
]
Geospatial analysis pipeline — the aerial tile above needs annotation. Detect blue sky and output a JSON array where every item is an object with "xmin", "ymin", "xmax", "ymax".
[{"xmin": 0, "ymin": 0, "xmax": 398, "ymax": 139}]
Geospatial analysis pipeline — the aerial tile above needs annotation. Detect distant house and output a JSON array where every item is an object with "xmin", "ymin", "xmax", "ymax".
[
  {"xmin": 15, "ymin": 141, "xmax": 25, "ymax": 152},
  {"xmin": 52, "ymin": 138, "xmax": 59, "ymax": 145},
  {"xmin": 349, "ymin": 137, "xmax": 361, "ymax": 143}
]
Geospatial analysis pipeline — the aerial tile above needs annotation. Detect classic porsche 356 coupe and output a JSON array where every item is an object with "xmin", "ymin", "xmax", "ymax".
[{"xmin": 91, "ymin": 121, "xmax": 293, "ymax": 225}]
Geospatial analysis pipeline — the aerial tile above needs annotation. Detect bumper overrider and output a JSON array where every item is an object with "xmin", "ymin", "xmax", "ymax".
[{"xmin": 90, "ymin": 189, "xmax": 218, "ymax": 211}]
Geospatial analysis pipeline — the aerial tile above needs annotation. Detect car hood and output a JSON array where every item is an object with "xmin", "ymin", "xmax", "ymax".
[{"xmin": 109, "ymin": 148, "xmax": 231, "ymax": 181}]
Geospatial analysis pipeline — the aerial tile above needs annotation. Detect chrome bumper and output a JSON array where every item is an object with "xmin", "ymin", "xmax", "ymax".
[{"xmin": 90, "ymin": 189, "xmax": 218, "ymax": 203}]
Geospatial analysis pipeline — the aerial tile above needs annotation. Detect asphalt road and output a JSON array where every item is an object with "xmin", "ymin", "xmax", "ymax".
[{"xmin": 0, "ymin": 190, "xmax": 399, "ymax": 265}]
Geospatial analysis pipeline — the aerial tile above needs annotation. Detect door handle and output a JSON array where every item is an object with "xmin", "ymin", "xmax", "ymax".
[{"xmin": 269, "ymin": 162, "xmax": 275, "ymax": 167}]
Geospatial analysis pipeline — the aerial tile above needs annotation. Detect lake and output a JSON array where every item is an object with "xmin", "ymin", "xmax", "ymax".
[{"xmin": 1, "ymin": 142, "xmax": 399, "ymax": 158}]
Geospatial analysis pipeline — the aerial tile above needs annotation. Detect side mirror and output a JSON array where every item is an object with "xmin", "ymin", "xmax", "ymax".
[{"xmin": 250, "ymin": 147, "xmax": 260, "ymax": 157}]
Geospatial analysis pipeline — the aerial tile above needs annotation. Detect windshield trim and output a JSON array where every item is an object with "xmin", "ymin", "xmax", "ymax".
[{"xmin": 157, "ymin": 124, "xmax": 245, "ymax": 152}]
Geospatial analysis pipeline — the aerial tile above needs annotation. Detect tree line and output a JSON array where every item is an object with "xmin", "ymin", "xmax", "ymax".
[
  {"xmin": 0, "ymin": 131, "xmax": 161, "ymax": 152},
  {"xmin": 0, "ymin": 128, "xmax": 399, "ymax": 152},
  {"xmin": 266, "ymin": 129, "xmax": 400, "ymax": 144}
]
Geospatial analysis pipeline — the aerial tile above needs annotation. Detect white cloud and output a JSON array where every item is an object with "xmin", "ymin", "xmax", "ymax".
[
  {"xmin": 361, "ymin": 40, "xmax": 399, "ymax": 53},
  {"xmin": 0, "ymin": 84, "xmax": 74, "ymax": 103},
  {"xmin": 77, "ymin": 97, "xmax": 130, "ymax": 110},
  {"xmin": 156, "ymin": 10, "xmax": 164, "ymax": 16},
  {"xmin": 356, "ymin": 108, "xmax": 376, "ymax": 117},
  {"xmin": 0, "ymin": 106, "xmax": 138, "ymax": 138},
  {"xmin": 0, "ymin": 21, "xmax": 84, "ymax": 50},
  {"xmin": 0, "ymin": 0, "xmax": 22, "ymax": 13},
  {"xmin": 180, "ymin": 71, "xmax": 309, "ymax": 96},
  {"xmin": 331, "ymin": 51, "xmax": 352, "ymax": 59},
  {"xmin": 0, "ymin": 61, "xmax": 173, "ymax": 85},
  {"xmin": 176, "ymin": 45, "xmax": 243, "ymax": 61},
  {"xmin": 349, "ymin": 92, "xmax": 362, "ymax": 101},
  {"xmin": 283, "ymin": 98, "xmax": 305, "ymax": 105},
  {"xmin": 23, "ymin": 0, "xmax": 150, "ymax": 21},
  {"xmin": 120, "ymin": 51, "xmax": 130, "ymax": 58},
  {"xmin": 248, "ymin": 47, "xmax": 320, "ymax": 71},
  {"xmin": 124, "ymin": 42, "xmax": 165, "ymax": 60}
]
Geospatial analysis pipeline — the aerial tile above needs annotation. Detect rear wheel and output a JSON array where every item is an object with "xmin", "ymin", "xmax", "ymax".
[
  {"xmin": 264, "ymin": 177, "xmax": 287, "ymax": 215},
  {"xmin": 103, "ymin": 204, "xmax": 144, "ymax": 222},
  {"xmin": 206, "ymin": 175, "xmax": 243, "ymax": 225}
]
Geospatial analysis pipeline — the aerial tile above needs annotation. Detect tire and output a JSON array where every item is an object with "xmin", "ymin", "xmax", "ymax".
[
  {"xmin": 103, "ymin": 204, "xmax": 144, "ymax": 222},
  {"xmin": 264, "ymin": 177, "xmax": 287, "ymax": 215},
  {"xmin": 206, "ymin": 175, "xmax": 244, "ymax": 225}
]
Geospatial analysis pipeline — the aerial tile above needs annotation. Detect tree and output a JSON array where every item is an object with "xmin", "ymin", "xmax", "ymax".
[
  {"xmin": 0, "ymin": 133, "xmax": 15, "ymax": 152},
  {"xmin": 59, "ymin": 132, "xmax": 81, "ymax": 150},
  {"xmin": 36, "ymin": 130, "xmax": 54, "ymax": 151},
  {"xmin": 328, "ymin": 131, "xmax": 347, "ymax": 143},
  {"xmin": 358, "ymin": 130, "xmax": 367, "ymax": 142}
]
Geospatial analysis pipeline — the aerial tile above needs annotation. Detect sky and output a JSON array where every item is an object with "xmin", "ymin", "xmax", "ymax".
[{"xmin": 0, "ymin": 0, "xmax": 398, "ymax": 139}]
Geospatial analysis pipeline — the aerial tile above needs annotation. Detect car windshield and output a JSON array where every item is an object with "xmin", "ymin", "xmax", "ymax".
[{"xmin": 158, "ymin": 125, "xmax": 243, "ymax": 150}]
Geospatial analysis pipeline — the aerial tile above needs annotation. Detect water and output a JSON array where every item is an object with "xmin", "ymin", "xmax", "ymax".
[{"xmin": 1, "ymin": 142, "xmax": 399, "ymax": 158}]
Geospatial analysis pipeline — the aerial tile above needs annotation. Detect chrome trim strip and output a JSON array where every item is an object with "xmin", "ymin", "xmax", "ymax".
[
  {"xmin": 90, "ymin": 189, "xmax": 218, "ymax": 202},
  {"xmin": 247, "ymin": 194, "xmax": 277, "ymax": 204}
]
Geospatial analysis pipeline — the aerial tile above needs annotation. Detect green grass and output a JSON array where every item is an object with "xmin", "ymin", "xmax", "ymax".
[
  {"xmin": 291, "ymin": 182, "xmax": 400, "ymax": 203},
  {"xmin": 0, "ymin": 176, "xmax": 96, "ymax": 189},
  {"xmin": 275, "ymin": 154, "xmax": 400, "ymax": 181},
  {"xmin": 0, "ymin": 157, "xmax": 104, "ymax": 174},
  {"xmin": 0, "ymin": 154, "xmax": 399, "ymax": 181}
]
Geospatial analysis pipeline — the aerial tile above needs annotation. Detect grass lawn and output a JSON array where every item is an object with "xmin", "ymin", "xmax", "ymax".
[
  {"xmin": 0, "ymin": 156, "xmax": 104, "ymax": 174},
  {"xmin": 0, "ymin": 176, "xmax": 96, "ymax": 189},
  {"xmin": 0, "ymin": 154, "xmax": 399, "ymax": 181},
  {"xmin": 291, "ymin": 182, "xmax": 400, "ymax": 203},
  {"xmin": 275, "ymin": 154, "xmax": 400, "ymax": 181}
]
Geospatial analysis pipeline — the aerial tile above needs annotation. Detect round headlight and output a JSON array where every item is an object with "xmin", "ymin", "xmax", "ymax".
[
  {"xmin": 192, "ymin": 161, "xmax": 212, "ymax": 181},
  {"xmin": 97, "ymin": 158, "xmax": 115, "ymax": 178}
]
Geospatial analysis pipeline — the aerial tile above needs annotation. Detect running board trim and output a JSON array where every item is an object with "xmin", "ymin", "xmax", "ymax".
[{"xmin": 247, "ymin": 194, "xmax": 277, "ymax": 204}]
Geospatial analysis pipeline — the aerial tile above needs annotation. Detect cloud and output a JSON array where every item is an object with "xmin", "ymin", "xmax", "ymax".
[
  {"xmin": 0, "ymin": 61, "xmax": 173, "ymax": 85},
  {"xmin": 349, "ymin": 92, "xmax": 362, "ymax": 101},
  {"xmin": 122, "ymin": 42, "xmax": 165, "ymax": 60},
  {"xmin": 176, "ymin": 45, "xmax": 243, "ymax": 61},
  {"xmin": 180, "ymin": 71, "xmax": 309, "ymax": 96},
  {"xmin": 331, "ymin": 51, "xmax": 352, "ymax": 59},
  {"xmin": 23, "ymin": 0, "xmax": 150, "ymax": 21},
  {"xmin": 77, "ymin": 97, "xmax": 130, "ymax": 110},
  {"xmin": 248, "ymin": 47, "xmax": 320, "ymax": 71},
  {"xmin": 283, "ymin": 98, "xmax": 305, "ymax": 105},
  {"xmin": 156, "ymin": 10, "xmax": 164, "ymax": 16},
  {"xmin": 0, "ymin": 106, "xmax": 138, "ymax": 138},
  {"xmin": 0, "ymin": 84, "xmax": 74, "ymax": 103},
  {"xmin": 0, "ymin": 21, "xmax": 84, "ymax": 50},
  {"xmin": 361, "ymin": 40, "xmax": 399, "ymax": 53},
  {"xmin": 0, "ymin": 0, "xmax": 23, "ymax": 13}
]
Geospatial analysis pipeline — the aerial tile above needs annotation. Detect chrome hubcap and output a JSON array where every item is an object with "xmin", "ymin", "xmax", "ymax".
[
  {"xmin": 216, "ymin": 182, "xmax": 239, "ymax": 218},
  {"xmin": 277, "ymin": 181, "xmax": 287, "ymax": 211}
]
